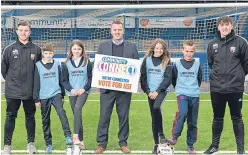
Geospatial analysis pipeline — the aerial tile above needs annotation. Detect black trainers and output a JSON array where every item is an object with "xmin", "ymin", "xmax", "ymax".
[
  {"xmin": 152, "ymin": 145, "xmax": 158, "ymax": 154},
  {"xmin": 203, "ymin": 145, "xmax": 218, "ymax": 154},
  {"xmin": 237, "ymin": 150, "xmax": 245, "ymax": 155}
]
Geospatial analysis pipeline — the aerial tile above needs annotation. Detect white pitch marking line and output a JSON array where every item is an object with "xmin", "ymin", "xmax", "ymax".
[{"xmin": 2, "ymin": 150, "xmax": 247, "ymax": 154}]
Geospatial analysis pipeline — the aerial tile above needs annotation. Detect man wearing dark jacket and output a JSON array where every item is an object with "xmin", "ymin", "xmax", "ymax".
[
  {"xmin": 1, "ymin": 21, "xmax": 41, "ymax": 155},
  {"xmin": 95, "ymin": 20, "xmax": 139, "ymax": 154},
  {"xmin": 204, "ymin": 16, "xmax": 248, "ymax": 155}
]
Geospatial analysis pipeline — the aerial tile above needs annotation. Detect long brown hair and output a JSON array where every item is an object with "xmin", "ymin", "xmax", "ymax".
[
  {"xmin": 65, "ymin": 40, "xmax": 88, "ymax": 67},
  {"xmin": 145, "ymin": 38, "xmax": 170, "ymax": 70}
]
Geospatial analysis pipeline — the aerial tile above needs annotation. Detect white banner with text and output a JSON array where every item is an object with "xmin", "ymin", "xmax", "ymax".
[
  {"xmin": 77, "ymin": 17, "xmax": 135, "ymax": 28},
  {"xmin": 92, "ymin": 54, "xmax": 141, "ymax": 93},
  {"xmin": 139, "ymin": 17, "xmax": 196, "ymax": 28},
  {"xmin": 4, "ymin": 17, "xmax": 72, "ymax": 28}
]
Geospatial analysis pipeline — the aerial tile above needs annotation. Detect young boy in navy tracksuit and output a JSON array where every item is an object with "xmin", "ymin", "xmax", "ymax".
[
  {"xmin": 33, "ymin": 43, "xmax": 72, "ymax": 153},
  {"xmin": 168, "ymin": 41, "xmax": 202, "ymax": 154}
]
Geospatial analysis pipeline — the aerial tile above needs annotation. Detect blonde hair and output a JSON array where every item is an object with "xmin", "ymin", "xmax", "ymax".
[
  {"xmin": 145, "ymin": 38, "xmax": 170, "ymax": 70},
  {"xmin": 65, "ymin": 40, "xmax": 88, "ymax": 67},
  {"xmin": 183, "ymin": 40, "xmax": 196, "ymax": 50}
]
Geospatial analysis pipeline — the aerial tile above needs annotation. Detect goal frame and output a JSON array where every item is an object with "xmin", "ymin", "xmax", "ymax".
[{"xmin": 1, "ymin": 3, "xmax": 248, "ymax": 10}]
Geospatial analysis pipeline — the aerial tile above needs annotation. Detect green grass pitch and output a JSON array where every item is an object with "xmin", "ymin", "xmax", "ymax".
[{"xmin": 1, "ymin": 93, "xmax": 248, "ymax": 151}]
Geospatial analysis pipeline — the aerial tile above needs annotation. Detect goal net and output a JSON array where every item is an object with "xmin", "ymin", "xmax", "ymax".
[{"xmin": 1, "ymin": 4, "xmax": 248, "ymax": 93}]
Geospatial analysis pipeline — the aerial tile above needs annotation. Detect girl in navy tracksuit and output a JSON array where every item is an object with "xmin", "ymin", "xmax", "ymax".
[
  {"xmin": 62, "ymin": 40, "xmax": 92, "ymax": 150},
  {"xmin": 140, "ymin": 38, "xmax": 173, "ymax": 154}
]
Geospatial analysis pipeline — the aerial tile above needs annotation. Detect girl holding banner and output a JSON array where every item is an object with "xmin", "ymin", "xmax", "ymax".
[{"xmin": 140, "ymin": 38, "xmax": 174, "ymax": 154}]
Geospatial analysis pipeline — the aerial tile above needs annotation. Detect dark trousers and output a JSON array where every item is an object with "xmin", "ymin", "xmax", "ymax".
[
  {"xmin": 148, "ymin": 91, "xmax": 167, "ymax": 145},
  {"xmin": 96, "ymin": 90, "xmax": 131, "ymax": 148},
  {"xmin": 4, "ymin": 98, "xmax": 36, "ymax": 145},
  {"xmin": 210, "ymin": 92, "xmax": 244, "ymax": 152},
  {"xmin": 171, "ymin": 95, "xmax": 199, "ymax": 147},
  {"xmin": 211, "ymin": 92, "xmax": 243, "ymax": 118},
  {"xmin": 69, "ymin": 93, "xmax": 88, "ymax": 141},
  {"xmin": 40, "ymin": 94, "xmax": 71, "ymax": 146}
]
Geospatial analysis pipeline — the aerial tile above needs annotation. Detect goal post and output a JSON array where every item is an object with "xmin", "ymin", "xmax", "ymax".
[
  {"xmin": 1, "ymin": 3, "xmax": 248, "ymax": 9},
  {"xmin": 1, "ymin": 3, "xmax": 248, "ymax": 92}
]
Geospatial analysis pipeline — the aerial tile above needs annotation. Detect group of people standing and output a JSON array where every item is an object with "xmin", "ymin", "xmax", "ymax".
[{"xmin": 1, "ymin": 16, "xmax": 247, "ymax": 155}]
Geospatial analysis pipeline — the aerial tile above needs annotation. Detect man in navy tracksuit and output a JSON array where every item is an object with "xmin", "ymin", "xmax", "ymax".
[
  {"xmin": 1, "ymin": 21, "xmax": 41, "ymax": 155},
  {"xmin": 168, "ymin": 41, "xmax": 202, "ymax": 154},
  {"xmin": 204, "ymin": 16, "xmax": 248, "ymax": 155}
]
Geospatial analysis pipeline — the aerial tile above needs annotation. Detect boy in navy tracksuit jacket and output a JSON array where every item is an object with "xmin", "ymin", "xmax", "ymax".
[
  {"xmin": 33, "ymin": 43, "xmax": 72, "ymax": 153},
  {"xmin": 168, "ymin": 41, "xmax": 202, "ymax": 154}
]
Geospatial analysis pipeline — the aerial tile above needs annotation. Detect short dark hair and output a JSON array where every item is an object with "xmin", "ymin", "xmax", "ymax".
[
  {"xmin": 217, "ymin": 16, "xmax": 233, "ymax": 25},
  {"xmin": 17, "ymin": 20, "xmax": 31, "ymax": 30},
  {"xmin": 111, "ymin": 20, "xmax": 123, "ymax": 27},
  {"xmin": 42, "ymin": 43, "xmax": 54, "ymax": 53}
]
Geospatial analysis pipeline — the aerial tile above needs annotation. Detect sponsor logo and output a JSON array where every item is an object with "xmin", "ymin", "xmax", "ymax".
[
  {"xmin": 20, "ymin": 19, "xmax": 69, "ymax": 27},
  {"xmin": 183, "ymin": 18, "xmax": 193, "ymax": 27},
  {"xmin": 140, "ymin": 18, "xmax": 149, "ymax": 27}
]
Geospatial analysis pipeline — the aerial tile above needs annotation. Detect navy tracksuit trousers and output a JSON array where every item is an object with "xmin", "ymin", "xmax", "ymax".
[{"xmin": 171, "ymin": 95, "xmax": 199, "ymax": 147}]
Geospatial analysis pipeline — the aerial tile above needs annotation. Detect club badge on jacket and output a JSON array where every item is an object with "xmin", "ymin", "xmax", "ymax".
[
  {"xmin": 12, "ymin": 49, "xmax": 19, "ymax": 59},
  {"xmin": 230, "ymin": 46, "xmax": 236, "ymax": 53},
  {"xmin": 213, "ymin": 43, "xmax": 218, "ymax": 53},
  {"xmin": 31, "ymin": 54, "xmax": 35, "ymax": 60}
]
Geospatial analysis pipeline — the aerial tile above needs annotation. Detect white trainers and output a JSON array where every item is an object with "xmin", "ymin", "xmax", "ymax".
[
  {"xmin": 72, "ymin": 145, "xmax": 80, "ymax": 155},
  {"xmin": 2, "ymin": 145, "xmax": 11, "ymax": 155},
  {"xmin": 66, "ymin": 146, "xmax": 72, "ymax": 155},
  {"xmin": 73, "ymin": 136, "xmax": 80, "ymax": 145},
  {"xmin": 27, "ymin": 142, "xmax": 37, "ymax": 154}
]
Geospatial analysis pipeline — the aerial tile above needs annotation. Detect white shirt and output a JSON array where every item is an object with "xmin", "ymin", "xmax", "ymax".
[
  {"xmin": 73, "ymin": 56, "xmax": 82, "ymax": 67},
  {"xmin": 112, "ymin": 39, "xmax": 124, "ymax": 45}
]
